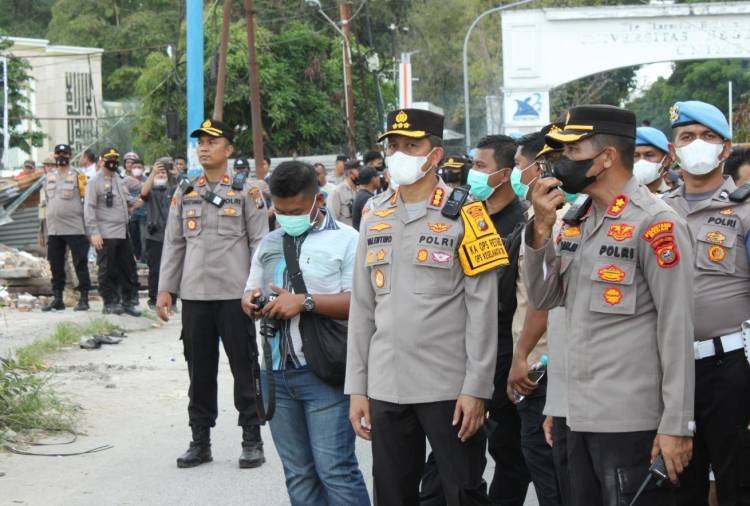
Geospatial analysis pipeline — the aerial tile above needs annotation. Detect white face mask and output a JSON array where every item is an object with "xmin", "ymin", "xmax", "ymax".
[
  {"xmin": 633, "ymin": 158, "xmax": 663, "ymax": 185},
  {"xmin": 657, "ymin": 179, "xmax": 671, "ymax": 193},
  {"xmin": 386, "ymin": 150, "xmax": 431, "ymax": 186},
  {"xmin": 132, "ymin": 168, "xmax": 144, "ymax": 177},
  {"xmin": 675, "ymin": 139, "xmax": 724, "ymax": 176}
]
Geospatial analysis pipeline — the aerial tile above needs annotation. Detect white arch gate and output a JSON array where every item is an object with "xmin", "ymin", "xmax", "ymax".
[{"xmin": 500, "ymin": 1, "xmax": 750, "ymax": 133}]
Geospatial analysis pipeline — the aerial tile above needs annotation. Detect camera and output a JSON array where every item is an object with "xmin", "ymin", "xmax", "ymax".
[
  {"xmin": 255, "ymin": 293, "xmax": 280, "ymax": 338},
  {"xmin": 105, "ymin": 191, "xmax": 114, "ymax": 208},
  {"xmin": 147, "ymin": 222, "xmax": 159, "ymax": 235},
  {"xmin": 162, "ymin": 161, "xmax": 173, "ymax": 173}
]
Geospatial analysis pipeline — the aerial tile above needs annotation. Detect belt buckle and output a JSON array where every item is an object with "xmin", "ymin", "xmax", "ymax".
[{"xmin": 694, "ymin": 340, "xmax": 714, "ymax": 361}]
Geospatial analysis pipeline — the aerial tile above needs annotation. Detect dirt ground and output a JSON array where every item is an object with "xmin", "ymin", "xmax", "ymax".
[{"xmin": 0, "ymin": 308, "xmax": 535, "ymax": 506}]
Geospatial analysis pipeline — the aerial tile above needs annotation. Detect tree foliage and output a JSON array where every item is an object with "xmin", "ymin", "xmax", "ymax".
[
  {"xmin": 628, "ymin": 60, "xmax": 750, "ymax": 141},
  {"xmin": 0, "ymin": 36, "xmax": 45, "ymax": 155},
  {"xmin": 0, "ymin": 0, "xmax": 54, "ymax": 39}
]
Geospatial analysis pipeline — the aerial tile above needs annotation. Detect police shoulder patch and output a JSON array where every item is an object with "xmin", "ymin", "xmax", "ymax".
[{"xmin": 458, "ymin": 201, "xmax": 509, "ymax": 276}]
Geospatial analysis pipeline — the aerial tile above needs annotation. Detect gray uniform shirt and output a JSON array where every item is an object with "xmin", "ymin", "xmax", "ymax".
[
  {"xmin": 345, "ymin": 180, "xmax": 499, "ymax": 403},
  {"xmin": 329, "ymin": 180, "xmax": 356, "ymax": 226},
  {"xmin": 523, "ymin": 178, "xmax": 695, "ymax": 436},
  {"xmin": 663, "ymin": 177, "xmax": 750, "ymax": 340},
  {"xmin": 84, "ymin": 170, "xmax": 131, "ymax": 239},
  {"xmin": 44, "ymin": 168, "xmax": 86, "ymax": 236},
  {"xmin": 158, "ymin": 172, "xmax": 269, "ymax": 300}
]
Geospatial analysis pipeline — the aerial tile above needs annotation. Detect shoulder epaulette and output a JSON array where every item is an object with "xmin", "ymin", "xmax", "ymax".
[{"xmin": 729, "ymin": 181, "xmax": 750, "ymax": 203}]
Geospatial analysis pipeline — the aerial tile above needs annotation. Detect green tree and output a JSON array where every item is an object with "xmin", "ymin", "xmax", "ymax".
[
  {"xmin": 0, "ymin": 0, "xmax": 54, "ymax": 39},
  {"xmin": 0, "ymin": 36, "xmax": 45, "ymax": 156},
  {"xmin": 46, "ymin": 0, "xmax": 180, "ymax": 100},
  {"xmin": 627, "ymin": 60, "xmax": 750, "ymax": 139}
]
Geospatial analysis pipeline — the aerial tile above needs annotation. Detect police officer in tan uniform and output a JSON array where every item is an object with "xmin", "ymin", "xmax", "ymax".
[
  {"xmin": 41, "ymin": 143, "xmax": 91, "ymax": 312},
  {"xmin": 523, "ymin": 105, "xmax": 695, "ymax": 506},
  {"xmin": 662, "ymin": 101, "xmax": 750, "ymax": 506},
  {"xmin": 346, "ymin": 108, "xmax": 504, "ymax": 505},
  {"xmin": 156, "ymin": 119, "xmax": 269, "ymax": 470},
  {"xmin": 84, "ymin": 148, "xmax": 141, "ymax": 316},
  {"xmin": 328, "ymin": 160, "xmax": 360, "ymax": 226}
]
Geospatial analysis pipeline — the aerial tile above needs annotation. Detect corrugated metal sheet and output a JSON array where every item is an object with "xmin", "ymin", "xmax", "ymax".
[{"xmin": 0, "ymin": 206, "xmax": 40, "ymax": 250}]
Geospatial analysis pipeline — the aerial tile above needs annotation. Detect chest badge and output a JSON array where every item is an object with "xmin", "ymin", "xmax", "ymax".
[
  {"xmin": 607, "ymin": 223, "xmax": 634, "ymax": 241},
  {"xmin": 719, "ymin": 208, "xmax": 734, "ymax": 216},
  {"xmin": 603, "ymin": 287, "xmax": 623, "ymax": 305},
  {"xmin": 562, "ymin": 226, "xmax": 581, "ymax": 238},
  {"xmin": 374, "ymin": 209, "xmax": 395, "ymax": 218},
  {"xmin": 369, "ymin": 222, "xmax": 392, "ymax": 232},
  {"xmin": 708, "ymin": 245, "xmax": 726, "ymax": 262},
  {"xmin": 428, "ymin": 222, "xmax": 451, "ymax": 233},
  {"xmin": 223, "ymin": 207, "xmax": 238, "ymax": 216},
  {"xmin": 376, "ymin": 249, "xmax": 387, "ymax": 261},
  {"xmin": 227, "ymin": 190, "xmax": 236, "ymax": 197},
  {"xmin": 187, "ymin": 219, "xmax": 198, "ymax": 231},
  {"xmin": 598, "ymin": 264, "xmax": 626, "ymax": 283},
  {"xmin": 374, "ymin": 268, "xmax": 385, "ymax": 288},
  {"xmin": 431, "ymin": 251, "xmax": 452, "ymax": 264},
  {"xmin": 705, "ymin": 231, "xmax": 726, "ymax": 244},
  {"xmin": 417, "ymin": 249, "xmax": 428, "ymax": 262},
  {"xmin": 187, "ymin": 209, "xmax": 196, "ymax": 217}
]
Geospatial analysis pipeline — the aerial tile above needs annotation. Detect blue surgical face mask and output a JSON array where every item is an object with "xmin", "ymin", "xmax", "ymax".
[
  {"xmin": 563, "ymin": 190, "xmax": 579, "ymax": 203},
  {"xmin": 467, "ymin": 168, "xmax": 504, "ymax": 201},
  {"xmin": 510, "ymin": 162, "xmax": 538, "ymax": 200},
  {"xmin": 275, "ymin": 198, "xmax": 319, "ymax": 237}
]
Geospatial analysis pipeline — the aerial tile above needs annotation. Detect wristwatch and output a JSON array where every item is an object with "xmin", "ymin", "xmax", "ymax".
[{"xmin": 303, "ymin": 294, "xmax": 315, "ymax": 312}]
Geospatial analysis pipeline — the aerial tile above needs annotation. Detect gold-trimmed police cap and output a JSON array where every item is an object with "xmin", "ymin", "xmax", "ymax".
[
  {"xmin": 535, "ymin": 123, "xmax": 564, "ymax": 158},
  {"xmin": 190, "ymin": 118, "xmax": 235, "ymax": 143},
  {"xmin": 441, "ymin": 156, "xmax": 470, "ymax": 170},
  {"xmin": 378, "ymin": 108, "xmax": 444, "ymax": 142},
  {"xmin": 101, "ymin": 147, "xmax": 120, "ymax": 160},
  {"xmin": 546, "ymin": 105, "xmax": 636, "ymax": 149}
]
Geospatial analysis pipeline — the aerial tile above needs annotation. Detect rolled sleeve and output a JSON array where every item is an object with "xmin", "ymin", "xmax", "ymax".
[{"xmin": 522, "ymin": 220, "xmax": 565, "ymax": 310}]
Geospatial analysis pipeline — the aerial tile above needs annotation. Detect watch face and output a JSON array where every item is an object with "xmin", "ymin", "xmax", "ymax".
[{"xmin": 304, "ymin": 296, "xmax": 314, "ymax": 311}]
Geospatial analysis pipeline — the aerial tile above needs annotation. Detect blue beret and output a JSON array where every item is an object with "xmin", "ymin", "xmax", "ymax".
[
  {"xmin": 635, "ymin": 127, "xmax": 669, "ymax": 153},
  {"xmin": 670, "ymin": 101, "xmax": 730, "ymax": 140}
]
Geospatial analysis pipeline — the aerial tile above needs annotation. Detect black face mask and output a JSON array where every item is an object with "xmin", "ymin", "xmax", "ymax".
[
  {"xmin": 552, "ymin": 151, "xmax": 604, "ymax": 194},
  {"xmin": 55, "ymin": 156, "xmax": 69, "ymax": 166},
  {"xmin": 442, "ymin": 169, "xmax": 462, "ymax": 184},
  {"xmin": 104, "ymin": 160, "xmax": 119, "ymax": 172}
]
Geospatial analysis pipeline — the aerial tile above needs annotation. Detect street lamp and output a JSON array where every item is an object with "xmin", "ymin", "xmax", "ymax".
[{"xmin": 463, "ymin": 0, "xmax": 536, "ymax": 150}]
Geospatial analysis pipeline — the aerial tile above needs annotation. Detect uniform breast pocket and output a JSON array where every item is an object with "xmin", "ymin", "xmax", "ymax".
[
  {"xmin": 61, "ymin": 183, "xmax": 75, "ymax": 200},
  {"xmin": 218, "ymin": 205, "xmax": 243, "ymax": 236},
  {"xmin": 182, "ymin": 205, "xmax": 203, "ymax": 238},
  {"xmin": 412, "ymin": 246, "xmax": 456, "ymax": 294},
  {"xmin": 695, "ymin": 224, "xmax": 737, "ymax": 274},
  {"xmin": 588, "ymin": 260, "xmax": 637, "ymax": 315}
]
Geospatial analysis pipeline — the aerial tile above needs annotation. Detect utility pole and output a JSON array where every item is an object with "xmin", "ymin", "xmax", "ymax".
[
  {"xmin": 339, "ymin": 0, "xmax": 357, "ymax": 158},
  {"xmin": 1, "ymin": 56, "xmax": 9, "ymax": 170},
  {"xmin": 243, "ymin": 0, "xmax": 266, "ymax": 181},
  {"xmin": 213, "ymin": 0, "xmax": 232, "ymax": 121}
]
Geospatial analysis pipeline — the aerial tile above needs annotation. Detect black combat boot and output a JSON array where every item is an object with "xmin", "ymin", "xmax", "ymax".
[
  {"xmin": 121, "ymin": 303, "xmax": 141, "ymax": 317},
  {"xmin": 74, "ymin": 290, "xmax": 89, "ymax": 311},
  {"xmin": 176, "ymin": 426, "xmax": 212, "ymax": 468},
  {"xmin": 42, "ymin": 290, "xmax": 65, "ymax": 312},
  {"xmin": 238, "ymin": 425, "xmax": 265, "ymax": 469},
  {"xmin": 102, "ymin": 302, "xmax": 124, "ymax": 315}
]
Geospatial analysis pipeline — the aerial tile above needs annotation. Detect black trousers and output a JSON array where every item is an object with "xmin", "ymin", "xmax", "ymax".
[
  {"xmin": 551, "ymin": 417, "xmax": 571, "ymax": 506},
  {"xmin": 371, "ymin": 399, "xmax": 491, "ymax": 506},
  {"xmin": 568, "ymin": 429, "xmax": 674, "ymax": 506},
  {"xmin": 487, "ymin": 353, "xmax": 531, "ymax": 506},
  {"xmin": 145, "ymin": 239, "xmax": 176, "ymax": 304},
  {"xmin": 47, "ymin": 234, "xmax": 91, "ymax": 292},
  {"xmin": 96, "ymin": 238, "xmax": 138, "ymax": 305},
  {"xmin": 181, "ymin": 299, "xmax": 262, "ymax": 428},
  {"xmin": 676, "ymin": 350, "xmax": 750, "ymax": 506},
  {"xmin": 128, "ymin": 216, "xmax": 144, "ymax": 261},
  {"xmin": 516, "ymin": 382, "xmax": 562, "ymax": 506}
]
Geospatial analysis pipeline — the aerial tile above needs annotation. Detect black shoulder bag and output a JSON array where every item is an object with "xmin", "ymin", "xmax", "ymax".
[{"xmin": 282, "ymin": 234, "xmax": 348, "ymax": 385}]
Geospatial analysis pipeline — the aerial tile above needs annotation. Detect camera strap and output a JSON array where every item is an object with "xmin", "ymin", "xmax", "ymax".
[
  {"xmin": 282, "ymin": 233, "xmax": 309, "ymax": 295},
  {"xmin": 255, "ymin": 332, "xmax": 276, "ymax": 422}
]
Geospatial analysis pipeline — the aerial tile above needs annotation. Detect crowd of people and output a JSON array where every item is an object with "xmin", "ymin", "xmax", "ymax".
[{"xmin": 27, "ymin": 99, "xmax": 750, "ymax": 506}]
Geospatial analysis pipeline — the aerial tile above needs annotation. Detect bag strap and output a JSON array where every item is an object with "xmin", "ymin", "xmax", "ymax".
[{"xmin": 282, "ymin": 233, "xmax": 309, "ymax": 295}]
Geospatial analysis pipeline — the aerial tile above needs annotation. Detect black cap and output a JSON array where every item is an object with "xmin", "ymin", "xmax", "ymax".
[
  {"xmin": 190, "ymin": 118, "xmax": 235, "ymax": 143},
  {"xmin": 234, "ymin": 157, "xmax": 250, "ymax": 170},
  {"xmin": 336, "ymin": 155, "xmax": 348, "ymax": 162},
  {"xmin": 441, "ymin": 156, "xmax": 470, "ymax": 171},
  {"xmin": 357, "ymin": 166, "xmax": 378, "ymax": 185},
  {"xmin": 546, "ymin": 105, "xmax": 636, "ymax": 148},
  {"xmin": 101, "ymin": 147, "xmax": 120, "ymax": 160},
  {"xmin": 378, "ymin": 108, "xmax": 444, "ymax": 142},
  {"xmin": 54, "ymin": 143, "xmax": 71, "ymax": 155}
]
